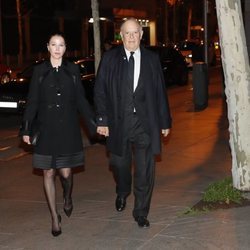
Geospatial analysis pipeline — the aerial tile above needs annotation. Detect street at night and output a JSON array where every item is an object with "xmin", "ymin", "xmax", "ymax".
[
  {"xmin": 2, "ymin": 67, "xmax": 249, "ymax": 249},
  {"xmin": 0, "ymin": 0, "xmax": 250, "ymax": 248}
]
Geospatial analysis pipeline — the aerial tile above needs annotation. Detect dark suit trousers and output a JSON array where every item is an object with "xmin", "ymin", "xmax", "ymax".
[{"xmin": 110, "ymin": 113, "xmax": 155, "ymax": 218}]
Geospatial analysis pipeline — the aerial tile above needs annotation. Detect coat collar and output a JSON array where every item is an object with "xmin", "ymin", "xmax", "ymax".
[{"xmin": 44, "ymin": 59, "xmax": 68, "ymax": 70}]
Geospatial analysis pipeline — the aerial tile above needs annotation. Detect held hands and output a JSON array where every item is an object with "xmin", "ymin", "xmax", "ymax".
[
  {"xmin": 97, "ymin": 127, "xmax": 168, "ymax": 138},
  {"xmin": 23, "ymin": 135, "xmax": 31, "ymax": 145},
  {"xmin": 162, "ymin": 129, "xmax": 170, "ymax": 137},
  {"xmin": 97, "ymin": 126, "xmax": 109, "ymax": 137}
]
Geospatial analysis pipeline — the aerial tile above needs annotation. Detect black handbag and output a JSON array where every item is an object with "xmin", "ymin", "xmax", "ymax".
[
  {"xmin": 19, "ymin": 119, "xmax": 40, "ymax": 146},
  {"xmin": 30, "ymin": 119, "xmax": 40, "ymax": 146},
  {"xmin": 30, "ymin": 130, "xmax": 40, "ymax": 146}
]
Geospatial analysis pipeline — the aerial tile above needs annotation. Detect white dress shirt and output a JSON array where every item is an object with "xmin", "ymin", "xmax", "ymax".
[{"xmin": 125, "ymin": 48, "xmax": 141, "ymax": 92}]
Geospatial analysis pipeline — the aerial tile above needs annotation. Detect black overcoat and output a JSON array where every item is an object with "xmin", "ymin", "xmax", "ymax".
[
  {"xmin": 94, "ymin": 45, "xmax": 172, "ymax": 156},
  {"xmin": 22, "ymin": 60, "xmax": 95, "ymax": 156}
]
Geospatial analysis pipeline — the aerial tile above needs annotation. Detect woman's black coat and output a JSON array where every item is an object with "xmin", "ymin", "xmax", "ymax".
[{"xmin": 21, "ymin": 60, "xmax": 95, "ymax": 156}]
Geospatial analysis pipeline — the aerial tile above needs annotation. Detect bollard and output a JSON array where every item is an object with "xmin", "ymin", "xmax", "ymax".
[{"xmin": 192, "ymin": 62, "xmax": 209, "ymax": 111}]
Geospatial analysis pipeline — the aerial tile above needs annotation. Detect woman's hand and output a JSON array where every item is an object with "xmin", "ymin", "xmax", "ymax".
[{"xmin": 23, "ymin": 135, "xmax": 31, "ymax": 145}]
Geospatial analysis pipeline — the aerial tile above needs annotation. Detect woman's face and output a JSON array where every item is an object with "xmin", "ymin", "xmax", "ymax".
[{"xmin": 47, "ymin": 35, "xmax": 66, "ymax": 60}]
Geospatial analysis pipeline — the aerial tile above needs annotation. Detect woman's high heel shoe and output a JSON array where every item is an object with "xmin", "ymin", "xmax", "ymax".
[
  {"xmin": 64, "ymin": 198, "xmax": 73, "ymax": 217},
  {"xmin": 51, "ymin": 214, "xmax": 62, "ymax": 237}
]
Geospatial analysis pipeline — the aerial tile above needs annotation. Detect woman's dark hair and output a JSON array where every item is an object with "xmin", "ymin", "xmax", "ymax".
[{"xmin": 47, "ymin": 31, "xmax": 66, "ymax": 44}]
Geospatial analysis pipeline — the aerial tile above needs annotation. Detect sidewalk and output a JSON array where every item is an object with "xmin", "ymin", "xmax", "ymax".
[{"xmin": 1, "ymin": 68, "xmax": 249, "ymax": 250}]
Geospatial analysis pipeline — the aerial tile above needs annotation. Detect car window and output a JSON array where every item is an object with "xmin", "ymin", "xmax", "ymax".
[
  {"xmin": 77, "ymin": 61, "xmax": 95, "ymax": 75},
  {"xmin": 19, "ymin": 60, "xmax": 45, "ymax": 79},
  {"xmin": 20, "ymin": 65, "xmax": 34, "ymax": 78},
  {"xmin": 161, "ymin": 48, "xmax": 174, "ymax": 61},
  {"xmin": 179, "ymin": 42, "xmax": 195, "ymax": 51},
  {"xmin": 0, "ymin": 63, "xmax": 9, "ymax": 74},
  {"xmin": 146, "ymin": 46, "xmax": 177, "ymax": 62},
  {"xmin": 146, "ymin": 46, "xmax": 159, "ymax": 54}
]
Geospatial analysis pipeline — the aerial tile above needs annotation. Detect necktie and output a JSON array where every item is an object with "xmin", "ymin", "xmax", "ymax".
[{"xmin": 128, "ymin": 51, "xmax": 134, "ymax": 92}]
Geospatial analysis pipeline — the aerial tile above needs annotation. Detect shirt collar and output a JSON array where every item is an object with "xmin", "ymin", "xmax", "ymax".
[{"xmin": 124, "ymin": 47, "xmax": 140, "ymax": 59}]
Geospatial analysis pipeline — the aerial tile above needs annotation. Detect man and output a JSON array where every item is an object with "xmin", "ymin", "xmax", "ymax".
[
  {"xmin": 94, "ymin": 18, "xmax": 172, "ymax": 228},
  {"xmin": 192, "ymin": 37, "xmax": 204, "ymax": 63}
]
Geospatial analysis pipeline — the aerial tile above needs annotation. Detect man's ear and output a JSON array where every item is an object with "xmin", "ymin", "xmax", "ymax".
[
  {"xmin": 120, "ymin": 31, "xmax": 123, "ymax": 40},
  {"xmin": 140, "ymin": 31, "xmax": 144, "ymax": 40}
]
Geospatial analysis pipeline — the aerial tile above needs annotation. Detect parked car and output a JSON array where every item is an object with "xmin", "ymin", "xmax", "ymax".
[
  {"xmin": 0, "ymin": 58, "xmax": 95, "ymax": 114},
  {"xmin": 175, "ymin": 40, "xmax": 195, "ymax": 68},
  {"xmin": 176, "ymin": 40, "xmax": 217, "ymax": 68},
  {"xmin": 72, "ymin": 58, "xmax": 95, "ymax": 105},
  {"xmin": 146, "ymin": 45, "xmax": 189, "ymax": 86},
  {"xmin": 0, "ymin": 61, "xmax": 12, "ymax": 84}
]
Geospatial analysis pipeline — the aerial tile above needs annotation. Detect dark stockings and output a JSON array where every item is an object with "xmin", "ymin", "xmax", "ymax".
[
  {"xmin": 43, "ymin": 169, "xmax": 60, "ymax": 232},
  {"xmin": 43, "ymin": 168, "xmax": 73, "ymax": 233},
  {"xmin": 59, "ymin": 168, "xmax": 73, "ymax": 216}
]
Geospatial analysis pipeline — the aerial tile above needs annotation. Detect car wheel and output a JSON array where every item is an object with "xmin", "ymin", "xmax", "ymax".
[{"xmin": 0, "ymin": 73, "xmax": 11, "ymax": 84}]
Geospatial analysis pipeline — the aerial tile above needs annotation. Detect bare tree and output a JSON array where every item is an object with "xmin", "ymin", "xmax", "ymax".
[
  {"xmin": 187, "ymin": 5, "xmax": 192, "ymax": 40},
  {"xmin": 91, "ymin": 0, "xmax": 101, "ymax": 74},
  {"xmin": 16, "ymin": 0, "xmax": 23, "ymax": 66},
  {"xmin": 216, "ymin": 0, "xmax": 250, "ymax": 190}
]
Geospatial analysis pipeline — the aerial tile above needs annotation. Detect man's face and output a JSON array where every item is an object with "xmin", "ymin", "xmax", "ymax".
[{"xmin": 120, "ymin": 20, "xmax": 143, "ymax": 52}]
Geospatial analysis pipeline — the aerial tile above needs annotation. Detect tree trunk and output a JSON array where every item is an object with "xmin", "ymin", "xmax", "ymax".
[
  {"xmin": 164, "ymin": 2, "xmax": 169, "ymax": 45},
  {"xmin": 216, "ymin": 0, "xmax": 250, "ymax": 190},
  {"xmin": 187, "ymin": 7, "xmax": 192, "ymax": 40},
  {"xmin": 173, "ymin": 3, "xmax": 177, "ymax": 43},
  {"xmin": 16, "ymin": 0, "xmax": 23, "ymax": 66},
  {"xmin": 0, "ymin": 0, "xmax": 3, "ymax": 58},
  {"xmin": 91, "ymin": 0, "xmax": 101, "ymax": 74},
  {"xmin": 81, "ymin": 17, "xmax": 89, "ymax": 57},
  {"xmin": 24, "ymin": 14, "xmax": 31, "ymax": 60}
]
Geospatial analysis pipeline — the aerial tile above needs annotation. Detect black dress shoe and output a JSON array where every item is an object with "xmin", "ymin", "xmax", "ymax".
[
  {"xmin": 135, "ymin": 216, "xmax": 150, "ymax": 228},
  {"xmin": 115, "ymin": 196, "xmax": 126, "ymax": 212}
]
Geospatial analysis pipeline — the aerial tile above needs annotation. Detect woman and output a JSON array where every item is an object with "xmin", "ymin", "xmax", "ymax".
[{"xmin": 20, "ymin": 32, "xmax": 96, "ymax": 237}]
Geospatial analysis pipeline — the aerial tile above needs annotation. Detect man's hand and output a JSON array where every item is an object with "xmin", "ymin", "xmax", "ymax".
[
  {"xmin": 97, "ymin": 126, "xmax": 109, "ymax": 137},
  {"xmin": 162, "ymin": 129, "xmax": 170, "ymax": 137},
  {"xmin": 23, "ymin": 135, "xmax": 31, "ymax": 145}
]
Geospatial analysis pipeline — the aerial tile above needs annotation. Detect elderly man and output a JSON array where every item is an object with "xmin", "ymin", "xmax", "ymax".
[{"xmin": 94, "ymin": 18, "xmax": 172, "ymax": 228}]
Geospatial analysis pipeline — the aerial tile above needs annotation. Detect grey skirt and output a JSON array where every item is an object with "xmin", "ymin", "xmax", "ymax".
[{"xmin": 32, "ymin": 151, "xmax": 84, "ymax": 169}]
